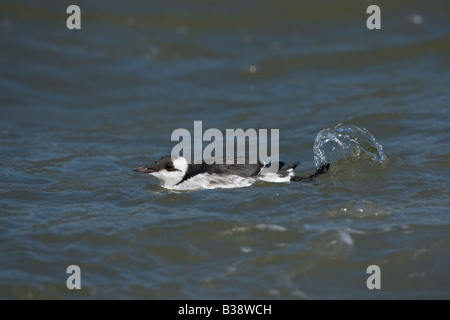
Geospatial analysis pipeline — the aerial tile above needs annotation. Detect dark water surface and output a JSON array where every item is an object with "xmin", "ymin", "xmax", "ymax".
[{"xmin": 1, "ymin": 0, "xmax": 449, "ymax": 299}]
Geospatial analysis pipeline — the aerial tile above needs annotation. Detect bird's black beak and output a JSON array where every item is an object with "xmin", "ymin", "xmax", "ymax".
[{"xmin": 133, "ymin": 166, "xmax": 154, "ymax": 173}]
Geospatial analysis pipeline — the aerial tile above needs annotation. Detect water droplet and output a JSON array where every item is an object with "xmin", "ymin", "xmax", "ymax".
[
  {"xmin": 241, "ymin": 247, "xmax": 252, "ymax": 253},
  {"xmin": 412, "ymin": 15, "xmax": 423, "ymax": 24}
]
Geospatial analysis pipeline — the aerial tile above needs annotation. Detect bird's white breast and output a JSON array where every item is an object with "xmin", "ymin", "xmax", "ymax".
[{"xmin": 172, "ymin": 173, "xmax": 256, "ymax": 191}]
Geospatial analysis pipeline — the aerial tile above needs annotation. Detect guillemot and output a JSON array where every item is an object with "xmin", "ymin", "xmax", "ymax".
[{"xmin": 133, "ymin": 156, "xmax": 330, "ymax": 191}]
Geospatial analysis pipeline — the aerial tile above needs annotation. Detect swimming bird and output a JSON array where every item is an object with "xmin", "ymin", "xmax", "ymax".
[{"xmin": 133, "ymin": 156, "xmax": 330, "ymax": 190}]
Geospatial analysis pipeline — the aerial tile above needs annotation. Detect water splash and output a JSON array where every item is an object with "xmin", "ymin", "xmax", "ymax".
[{"xmin": 313, "ymin": 124, "xmax": 386, "ymax": 168}]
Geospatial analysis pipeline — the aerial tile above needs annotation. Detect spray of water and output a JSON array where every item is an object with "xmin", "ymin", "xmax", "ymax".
[{"xmin": 313, "ymin": 124, "xmax": 386, "ymax": 168}]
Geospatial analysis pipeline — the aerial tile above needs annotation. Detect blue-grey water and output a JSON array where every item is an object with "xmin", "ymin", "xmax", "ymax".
[{"xmin": 1, "ymin": 0, "xmax": 449, "ymax": 299}]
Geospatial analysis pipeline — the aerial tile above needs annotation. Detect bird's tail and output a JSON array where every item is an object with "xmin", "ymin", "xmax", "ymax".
[{"xmin": 291, "ymin": 163, "xmax": 330, "ymax": 182}]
